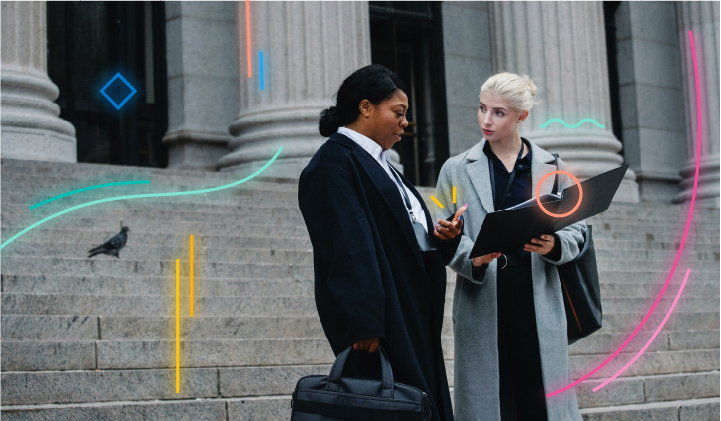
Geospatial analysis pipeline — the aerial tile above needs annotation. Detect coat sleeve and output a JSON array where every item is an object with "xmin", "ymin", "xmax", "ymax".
[
  {"xmin": 298, "ymin": 164, "xmax": 386, "ymax": 345},
  {"xmin": 434, "ymin": 161, "xmax": 488, "ymax": 284},
  {"xmin": 541, "ymin": 158, "xmax": 587, "ymax": 266}
]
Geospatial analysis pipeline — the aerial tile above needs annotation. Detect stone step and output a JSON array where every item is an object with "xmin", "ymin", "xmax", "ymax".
[
  {"xmin": 2, "ymin": 206, "xmax": 304, "ymax": 227},
  {"xmin": 579, "ymin": 397, "xmax": 720, "ymax": 420},
  {"xmin": 0, "ymin": 365, "xmax": 325, "ymax": 405},
  {"xmin": 601, "ymin": 311, "xmax": 719, "ymax": 333},
  {"xmin": 3, "ymin": 163, "xmax": 715, "ymax": 213},
  {"xmin": 3, "ymin": 191, "xmax": 715, "ymax": 228},
  {"xmin": 576, "ymin": 371, "xmax": 720, "ymax": 409},
  {"xmin": 0, "ymin": 257, "xmax": 316, "ymax": 278},
  {"xmin": 2, "ymin": 290, "xmax": 717, "ymax": 318},
  {"xmin": 570, "ymin": 349, "xmax": 719, "ymax": 380},
  {"xmin": 3, "ymin": 272, "xmax": 717, "ymax": 298},
  {"xmin": 600, "ymin": 297, "xmax": 719, "ymax": 313},
  {"xmin": 2, "ymin": 203, "xmax": 718, "ymax": 241},
  {"xmin": 1, "ymin": 229, "xmax": 313, "ymax": 249},
  {"xmin": 4, "ymin": 315, "xmax": 717, "ymax": 358},
  {"xmin": 1, "ymin": 352, "xmax": 717, "ymax": 409},
  {"xmin": 2, "ymin": 225, "xmax": 310, "ymax": 246},
  {"xmin": 590, "ymin": 230, "xmax": 719, "ymax": 242},
  {"xmin": 4, "ymin": 358, "xmax": 718, "ymax": 412},
  {"xmin": 3, "ymin": 244, "xmax": 318, "ymax": 266},
  {"xmin": 0, "ymin": 176, "xmax": 297, "ymax": 196},
  {"xmin": 2, "ymin": 241, "xmax": 718, "ymax": 265},
  {"xmin": 0, "ymin": 399, "xmax": 228, "ymax": 421},
  {"xmin": 3, "ymin": 225, "xmax": 719, "ymax": 252},
  {"xmin": 4, "ymin": 223, "xmax": 719, "ymax": 251},
  {"xmin": 0, "ymin": 159, "xmax": 298, "ymax": 188},
  {"xmin": 1, "ymin": 255, "xmax": 717, "ymax": 280},
  {"xmin": 2, "ymin": 331, "xmax": 717, "ymax": 379},
  {"xmin": 0, "ymin": 195, "xmax": 303, "ymax": 213},
  {"xmin": 3, "ymin": 220, "xmax": 715, "ymax": 250},
  {"xmin": 3, "ymin": 193, "xmax": 716, "ymax": 227},
  {"xmin": 6, "ymin": 395, "xmax": 713, "ymax": 421},
  {"xmin": 2, "ymin": 213, "xmax": 308, "ymax": 233},
  {"xmin": 1, "ymin": 294, "xmax": 327, "ymax": 317}
]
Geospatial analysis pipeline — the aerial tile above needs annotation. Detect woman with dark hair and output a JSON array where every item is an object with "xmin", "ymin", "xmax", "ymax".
[{"xmin": 298, "ymin": 64, "xmax": 465, "ymax": 421}]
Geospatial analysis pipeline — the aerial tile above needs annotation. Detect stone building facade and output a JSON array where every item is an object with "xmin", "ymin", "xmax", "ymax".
[{"xmin": 2, "ymin": 1, "xmax": 718, "ymax": 207}]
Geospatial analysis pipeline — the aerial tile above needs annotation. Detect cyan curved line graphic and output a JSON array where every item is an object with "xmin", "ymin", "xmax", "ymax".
[
  {"xmin": 1, "ymin": 147, "xmax": 283, "ymax": 251},
  {"xmin": 539, "ymin": 118, "xmax": 605, "ymax": 129},
  {"xmin": 30, "ymin": 181, "xmax": 151, "ymax": 210}
]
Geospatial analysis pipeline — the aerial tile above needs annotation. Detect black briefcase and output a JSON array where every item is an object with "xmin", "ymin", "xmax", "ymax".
[{"xmin": 290, "ymin": 345, "xmax": 432, "ymax": 420}]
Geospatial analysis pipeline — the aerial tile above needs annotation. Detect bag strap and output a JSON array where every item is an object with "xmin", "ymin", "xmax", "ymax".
[
  {"xmin": 551, "ymin": 153, "xmax": 560, "ymax": 195},
  {"xmin": 326, "ymin": 345, "xmax": 394, "ymax": 398}
]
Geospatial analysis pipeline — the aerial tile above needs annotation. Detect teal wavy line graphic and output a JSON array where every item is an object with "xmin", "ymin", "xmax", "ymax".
[
  {"xmin": 1, "ymin": 147, "xmax": 283, "ymax": 251},
  {"xmin": 30, "ymin": 181, "xmax": 151, "ymax": 210},
  {"xmin": 539, "ymin": 118, "xmax": 605, "ymax": 129}
]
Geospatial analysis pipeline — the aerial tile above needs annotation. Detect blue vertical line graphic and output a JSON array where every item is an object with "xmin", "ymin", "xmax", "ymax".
[{"xmin": 259, "ymin": 51, "xmax": 264, "ymax": 90}]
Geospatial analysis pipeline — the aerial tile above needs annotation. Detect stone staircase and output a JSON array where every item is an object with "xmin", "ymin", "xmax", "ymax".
[{"xmin": 1, "ymin": 157, "xmax": 718, "ymax": 420}]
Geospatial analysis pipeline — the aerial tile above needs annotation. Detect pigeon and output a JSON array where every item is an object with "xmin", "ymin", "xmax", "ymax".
[{"xmin": 88, "ymin": 226, "xmax": 129, "ymax": 258}]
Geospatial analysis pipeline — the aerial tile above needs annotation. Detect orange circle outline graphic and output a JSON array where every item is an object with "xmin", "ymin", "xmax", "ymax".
[{"xmin": 536, "ymin": 170, "xmax": 583, "ymax": 218}]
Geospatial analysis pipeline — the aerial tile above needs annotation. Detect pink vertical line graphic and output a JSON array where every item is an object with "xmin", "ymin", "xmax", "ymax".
[
  {"xmin": 593, "ymin": 268, "xmax": 692, "ymax": 391},
  {"xmin": 246, "ymin": 0, "xmax": 251, "ymax": 77},
  {"xmin": 547, "ymin": 30, "xmax": 703, "ymax": 398}
]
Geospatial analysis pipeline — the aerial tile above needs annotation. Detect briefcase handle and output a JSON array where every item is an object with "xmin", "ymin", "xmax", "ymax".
[{"xmin": 325, "ymin": 345, "xmax": 394, "ymax": 399}]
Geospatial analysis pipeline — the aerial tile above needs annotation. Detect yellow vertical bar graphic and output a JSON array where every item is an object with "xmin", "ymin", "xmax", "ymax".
[
  {"xmin": 190, "ymin": 235, "xmax": 194, "ymax": 317},
  {"xmin": 176, "ymin": 259, "xmax": 180, "ymax": 393},
  {"xmin": 453, "ymin": 187, "xmax": 456, "ymax": 204}
]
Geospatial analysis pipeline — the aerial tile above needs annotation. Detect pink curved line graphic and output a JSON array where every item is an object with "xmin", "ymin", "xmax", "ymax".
[
  {"xmin": 593, "ymin": 268, "xmax": 691, "ymax": 391},
  {"xmin": 547, "ymin": 30, "xmax": 702, "ymax": 398}
]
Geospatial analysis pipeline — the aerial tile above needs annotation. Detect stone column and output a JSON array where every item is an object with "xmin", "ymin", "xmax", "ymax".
[
  {"xmin": 217, "ymin": 1, "xmax": 396, "ymax": 178},
  {"xmin": 162, "ymin": 2, "xmax": 239, "ymax": 171},
  {"xmin": 613, "ymin": 2, "xmax": 686, "ymax": 203},
  {"xmin": 1, "ymin": 1, "xmax": 76, "ymax": 162},
  {"xmin": 675, "ymin": 1, "xmax": 720, "ymax": 208},
  {"xmin": 489, "ymin": 1, "xmax": 639, "ymax": 202}
]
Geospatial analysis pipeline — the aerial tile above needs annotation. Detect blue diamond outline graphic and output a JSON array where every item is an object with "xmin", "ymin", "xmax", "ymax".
[{"xmin": 99, "ymin": 72, "xmax": 138, "ymax": 110}]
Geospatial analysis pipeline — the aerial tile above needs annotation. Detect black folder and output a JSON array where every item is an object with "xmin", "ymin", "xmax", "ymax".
[{"xmin": 468, "ymin": 164, "xmax": 629, "ymax": 258}]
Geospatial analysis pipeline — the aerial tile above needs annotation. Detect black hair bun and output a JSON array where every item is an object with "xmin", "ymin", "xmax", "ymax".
[{"xmin": 319, "ymin": 106, "xmax": 341, "ymax": 137}]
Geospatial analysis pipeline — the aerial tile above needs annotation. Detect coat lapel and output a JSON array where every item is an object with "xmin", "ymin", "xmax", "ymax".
[
  {"xmin": 465, "ymin": 140, "xmax": 495, "ymax": 213},
  {"xmin": 330, "ymin": 134, "xmax": 427, "ymax": 271}
]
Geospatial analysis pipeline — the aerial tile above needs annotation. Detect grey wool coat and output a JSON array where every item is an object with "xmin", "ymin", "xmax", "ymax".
[{"xmin": 433, "ymin": 138, "xmax": 586, "ymax": 421}]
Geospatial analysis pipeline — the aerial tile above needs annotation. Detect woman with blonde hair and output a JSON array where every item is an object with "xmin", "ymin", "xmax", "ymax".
[{"xmin": 434, "ymin": 72, "xmax": 585, "ymax": 420}]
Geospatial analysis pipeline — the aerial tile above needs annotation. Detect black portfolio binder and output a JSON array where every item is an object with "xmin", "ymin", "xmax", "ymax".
[{"xmin": 469, "ymin": 164, "xmax": 629, "ymax": 258}]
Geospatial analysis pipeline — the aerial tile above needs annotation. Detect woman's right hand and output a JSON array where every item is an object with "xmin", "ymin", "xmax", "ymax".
[
  {"xmin": 472, "ymin": 252, "xmax": 502, "ymax": 266},
  {"xmin": 353, "ymin": 337, "xmax": 380, "ymax": 353}
]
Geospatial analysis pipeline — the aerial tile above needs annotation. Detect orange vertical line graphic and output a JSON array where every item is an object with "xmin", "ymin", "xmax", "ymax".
[
  {"xmin": 190, "ymin": 235, "xmax": 194, "ymax": 317},
  {"xmin": 175, "ymin": 259, "xmax": 180, "ymax": 393},
  {"xmin": 452, "ymin": 187, "xmax": 456, "ymax": 204},
  {"xmin": 246, "ymin": 0, "xmax": 251, "ymax": 77}
]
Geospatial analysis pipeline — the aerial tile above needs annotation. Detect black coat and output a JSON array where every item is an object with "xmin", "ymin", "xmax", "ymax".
[{"xmin": 298, "ymin": 133, "xmax": 460, "ymax": 421}]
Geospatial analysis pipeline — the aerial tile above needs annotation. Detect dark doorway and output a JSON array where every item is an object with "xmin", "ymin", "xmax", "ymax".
[
  {"xmin": 47, "ymin": 2, "xmax": 168, "ymax": 167},
  {"xmin": 369, "ymin": 2, "xmax": 449, "ymax": 187}
]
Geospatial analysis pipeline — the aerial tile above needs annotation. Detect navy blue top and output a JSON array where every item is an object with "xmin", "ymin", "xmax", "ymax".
[
  {"xmin": 483, "ymin": 137, "xmax": 533, "ymax": 261},
  {"xmin": 483, "ymin": 137, "xmax": 533, "ymax": 212}
]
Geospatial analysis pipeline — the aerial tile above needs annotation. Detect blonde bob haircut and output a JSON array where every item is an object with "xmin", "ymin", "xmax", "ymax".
[{"xmin": 479, "ymin": 72, "xmax": 539, "ymax": 114}]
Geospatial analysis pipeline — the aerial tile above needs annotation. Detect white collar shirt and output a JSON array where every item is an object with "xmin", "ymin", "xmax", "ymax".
[{"xmin": 337, "ymin": 126, "xmax": 428, "ymax": 233}]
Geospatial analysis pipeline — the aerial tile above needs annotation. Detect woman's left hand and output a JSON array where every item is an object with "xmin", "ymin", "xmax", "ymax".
[
  {"xmin": 433, "ymin": 204, "xmax": 467, "ymax": 240},
  {"xmin": 524, "ymin": 234, "xmax": 557, "ymax": 255}
]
